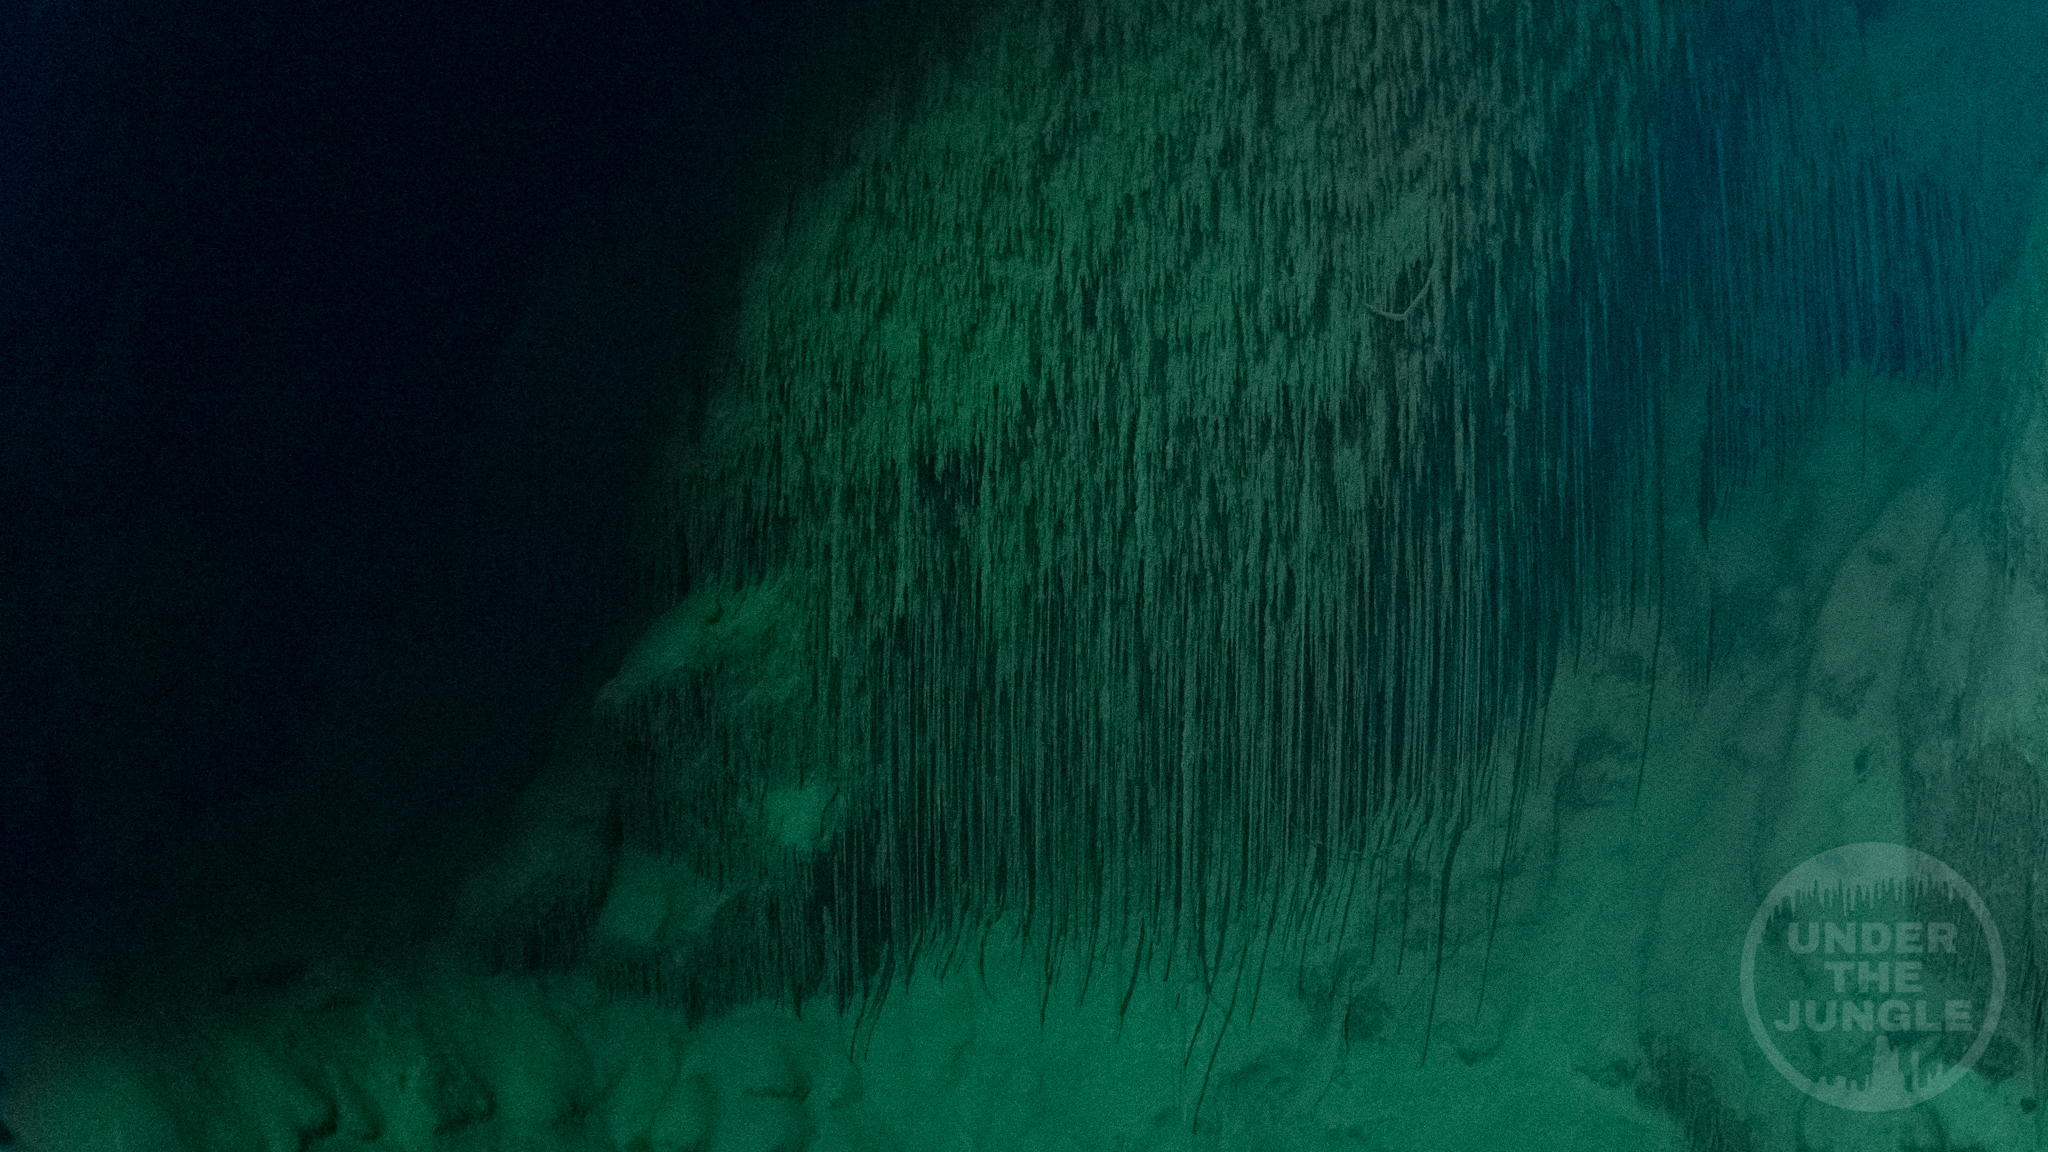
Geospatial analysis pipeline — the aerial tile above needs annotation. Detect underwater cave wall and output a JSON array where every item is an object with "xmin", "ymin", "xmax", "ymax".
[
  {"xmin": 594, "ymin": 0, "xmax": 2007, "ymax": 1026},
  {"xmin": 10, "ymin": 1, "xmax": 2048, "ymax": 1150}
]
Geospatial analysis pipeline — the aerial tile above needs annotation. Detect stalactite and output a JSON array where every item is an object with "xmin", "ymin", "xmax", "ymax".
[{"xmin": 566, "ymin": 0, "xmax": 2031, "ymax": 1112}]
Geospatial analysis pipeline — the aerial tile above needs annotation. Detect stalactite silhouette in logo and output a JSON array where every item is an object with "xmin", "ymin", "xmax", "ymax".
[{"xmin": 1743, "ymin": 842, "xmax": 2006, "ymax": 1112}]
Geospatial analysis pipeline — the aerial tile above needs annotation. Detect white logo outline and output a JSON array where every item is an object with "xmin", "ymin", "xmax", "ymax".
[{"xmin": 1740, "ymin": 842, "xmax": 2004, "ymax": 1112}]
